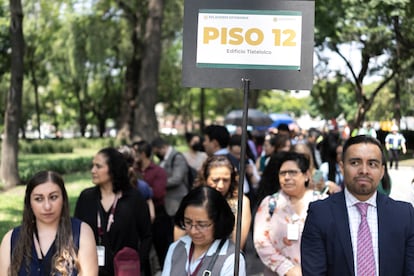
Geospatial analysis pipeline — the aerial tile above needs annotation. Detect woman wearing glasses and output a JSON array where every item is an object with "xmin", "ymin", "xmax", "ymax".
[
  {"xmin": 175, "ymin": 155, "xmax": 251, "ymax": 250},
  {"xmin": 162, "ymin": 186, "xmax": 246, "ymax": 276},
  {"xmin": 253, "ymin": 152, "xmax": 325, "ymax": 276}
]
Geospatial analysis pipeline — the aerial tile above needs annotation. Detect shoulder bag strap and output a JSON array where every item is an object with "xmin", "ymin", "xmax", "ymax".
[{"xmin": 202, "ymin": 239, "xmax": 227, "ymax": 276}]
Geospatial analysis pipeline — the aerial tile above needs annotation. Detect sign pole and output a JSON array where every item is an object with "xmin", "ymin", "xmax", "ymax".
[{"xmin": 234, "ymin": 78, "xmax": 250, "ymax": 276}]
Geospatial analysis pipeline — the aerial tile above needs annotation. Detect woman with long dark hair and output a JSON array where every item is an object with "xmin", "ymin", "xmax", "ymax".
[
  {"xmin": 0, "ymin": 171, "xmax": 97, "ymax": 275},
  {"xmin": 74, "ymin": 147, "xmax": 152, "ymax": 275}
]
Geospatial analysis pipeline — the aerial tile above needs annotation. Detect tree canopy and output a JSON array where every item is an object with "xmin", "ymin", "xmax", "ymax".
[{"xmin": 0, "ymin": 0, "xmax": 413, "ymax": 139}]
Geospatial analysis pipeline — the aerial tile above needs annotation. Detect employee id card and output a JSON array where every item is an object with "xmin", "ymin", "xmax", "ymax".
[
  {"xmin": 287, "ymin": 223, "xmax": 299, "ymax": 240},
  {"xmin": 97, "ymin": 245, "xmax": 105, "ymax": 266}
]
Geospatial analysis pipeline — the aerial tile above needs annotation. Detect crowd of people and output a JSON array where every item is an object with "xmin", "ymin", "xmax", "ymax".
[{"xmin": 0, "ymin": 122, "xmax": 411, "ymax": 276}]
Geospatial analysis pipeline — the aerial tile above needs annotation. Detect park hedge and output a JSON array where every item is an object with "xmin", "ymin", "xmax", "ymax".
[
  {"xmin": 19, "ymin": 157, "xmax": 92, "ymax": 183},
  {"xmin": 3, "ymin": 138, "xmax": 120, "ymax": 184},
  {"xmin": 18, "ymin": 137, "xmax": 119, "ymax": 154}
]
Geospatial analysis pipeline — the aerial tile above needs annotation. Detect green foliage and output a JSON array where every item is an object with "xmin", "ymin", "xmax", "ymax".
[
  {"xmin": 259, "ymin": 90, "xmax": 310, "ymax": 118},
  {"xmin": 0, "ymin": 138, "xmax": 120, "ymax": 186},
  {"xmin": 336, "ymin": 83, "xmax": 358, "ymax": 122},
  {"xmin": 311, "ymin": 77, "xmax": 347, "ymax": 119},
  {"xmin": 2, "ymin": 0, "xmax": 414, "ymax": 148},
  {"xmin": 0, "ymin": 0, "xmax": 9, "ymax": 77},
  {"xmin": 313, "ymin": 0, "xmax": 414, "ymax": 126},
  {"xmin": 0, "ymin": 137, "xmax": 121, "ymax": 185},
  {"xmin": 19, "ymin": 157, "xmax": 92, "ymax": 183},
  {"xmin": 365, "ymin": 82, "xmax": 394, "ymax": 121},
  {"xmin": 0, "ymin": 0, "xmax": 9, "ymax": 124},
  {"xmin": 0, "ymin": 185, "xmax": 25, "ymax": 236},
  {"xmin": 16, "ymin": 137, "xmax": 119, "ymax": 154},
  {"xmin": 19, "ymin": 139, "xmax": 73, "ymax": 154}
]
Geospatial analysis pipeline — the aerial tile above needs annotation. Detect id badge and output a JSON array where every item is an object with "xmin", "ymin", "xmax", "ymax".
[
  {"xmin": 202, "ymin": 270, "xmax": 212, "ymax": 276},
  {"xmin": 287, "ymin": 223, "xmax": 299, "ymax": 240},
  {"xmin": 97, "ymin": 245, "xmax": 105, "ymax": 266}
]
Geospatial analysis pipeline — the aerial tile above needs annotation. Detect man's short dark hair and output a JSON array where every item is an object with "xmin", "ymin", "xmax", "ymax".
[
  {"xmin": 132, "ymin": 140, "xmax": 152, "ymax": 157},
  {"xmin": 151, "ymin": 137, "xmax": 169, "ymax": 149},
  {"xmin": 277, "ymin": 123, "xmax": 290, "ymax": 132},
  {"xmin": 203, "ymin": 125, "xmax": 230, "ymax": 149},
  {"xmin": 342, "ymin": 135, "xmax": 384, "ymax": 163},
  {"xmin": 308, "ymin": 128, "xmax": 320, "ymax": 138}
]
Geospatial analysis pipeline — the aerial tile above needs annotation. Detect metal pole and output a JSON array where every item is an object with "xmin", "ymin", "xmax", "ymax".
[{"xmin": 234, "ymin": 78, "xmax": 250, "ymax": 276}]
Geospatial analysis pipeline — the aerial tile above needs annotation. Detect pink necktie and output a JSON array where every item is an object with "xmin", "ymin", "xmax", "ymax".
[{"xmin": 356, "ymin": 202, "xmax": 376, "ymax": 276}]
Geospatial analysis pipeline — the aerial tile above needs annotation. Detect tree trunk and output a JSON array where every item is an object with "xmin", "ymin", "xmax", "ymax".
[
  {"xmin": 30, "ymin": 56, "xmax": 41, "ymax": 138},
  {"xmin": 394, "ymin": 76, "xmax": 401, "ymax": 127},
  {"xmin": 117, "ymin": 58, "xmax": 140, "ymax": 141},
  {"xmin": 132, "ymin": 0, "xmax": 164, "ymax": 142},
  {"xmin": 115, "ymin": 0, "xmax": 141, "ymax": 142},
  {"xmin": 248, "ymin": 89, "xmax": 259, "ymax": 108},
  {"xmin": 72, "ymin": 82, "xmax": 88, "ymax": 137},
  {"xmin": 98, "ymin": 114, "xmax": 106, "ymax": 137},
  {"xmin": 1, "ymin": 0, "xmax": 24, "ymax": 188},
  {"xmin": 26, "ymin": 44, "xmax": 41, "ymax": 138},
  {"xmin": 200, "ymin": 88, "xmax": 205, "ymax": 132}
]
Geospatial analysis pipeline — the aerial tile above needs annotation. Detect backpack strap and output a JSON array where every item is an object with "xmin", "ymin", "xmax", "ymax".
[
  {"xmin": 268, "ymin": 192, "xmax": 279, "ymax": 218},
  {"xmin": 171, "ymin": 151, "xmax": 179, "ymax": 165},
  {"xmin": 171, "ymin": 152, "xmax": 187, "ymax": 170}
]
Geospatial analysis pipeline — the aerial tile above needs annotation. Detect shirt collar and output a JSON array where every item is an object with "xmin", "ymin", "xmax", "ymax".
[
  {"xmin": 344, "ymin": 187, "xmax": 377, "ymax": 208},
  {"xmin": 183, "ymin": 235, "xmax": 226, "ymax": 256},
  {"xmin": 214, "ymin": 148, "xmax": 229, "ymax": 155}
]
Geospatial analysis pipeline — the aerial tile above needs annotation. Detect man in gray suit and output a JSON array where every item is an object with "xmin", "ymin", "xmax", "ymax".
[
  {"xmin": 151, "ymin": 137, "xmax": 189, "ymax": 217},
  {"xmin": 301, "ymin": 135, "xmax": 414, "ymax": 275}
]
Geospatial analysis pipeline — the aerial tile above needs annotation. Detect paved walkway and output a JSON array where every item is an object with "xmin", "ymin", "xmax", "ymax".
[{"xmin": 389, "ymin": 162, "xmax": 414, "ymax": 206}]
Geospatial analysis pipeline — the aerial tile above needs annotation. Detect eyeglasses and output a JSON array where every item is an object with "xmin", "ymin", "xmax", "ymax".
[
  {"xmin": 183, "ymin": 221, "xmax": 213, "ymax": 232},
  {"xmin": 279, "ymin": 170, "xmax": 302, "ymax": 177}
]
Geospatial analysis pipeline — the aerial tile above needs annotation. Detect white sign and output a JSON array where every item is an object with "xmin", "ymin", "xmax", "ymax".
[{"xmin": 197, "ymin": 9, "xmax": 302, "ymax": 70}]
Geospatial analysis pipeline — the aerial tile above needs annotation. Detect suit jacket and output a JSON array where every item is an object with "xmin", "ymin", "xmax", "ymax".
[
  {"xmin": 301, "ymin": 191, "xmax": 414, "ymax": 276},
  {"xmin": 162, "ymin": 148, "xmax": 189, "ymax": 216}
]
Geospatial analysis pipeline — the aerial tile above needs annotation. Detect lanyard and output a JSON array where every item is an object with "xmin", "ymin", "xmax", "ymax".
[
  {"xmin": 187, "ymin": 243, "xmax": 207, "ymax": 276},
  {"xmin": 34, "ymin": 230, "xmax": 45, "ymax": 259},
  {"xmin": 97, "ymin": 192, "xmax": 121, "ymax": 244}
]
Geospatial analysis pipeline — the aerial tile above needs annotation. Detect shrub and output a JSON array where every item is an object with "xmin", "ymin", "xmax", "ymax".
[
  {"xmin": 19, "ymin": 157, "xmax": 91, "ymax": 184},
  {"xmin": 17, "ymin": 137, "xmax": 120, "ymax": 154},
  {"xmin": 19, "ymin": 139, "xmax": 73, "ymax": 154}
]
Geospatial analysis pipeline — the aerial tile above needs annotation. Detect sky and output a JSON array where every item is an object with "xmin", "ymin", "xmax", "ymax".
[{"xmin": 314, "ymin": 42, "xmax": 388, "ymax": 84}]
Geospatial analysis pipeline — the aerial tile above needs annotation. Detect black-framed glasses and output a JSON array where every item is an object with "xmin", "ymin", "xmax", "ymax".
[
  {"xmin": 183, "ymin": 221, "xmax": 213, "ymax": 232},
  {"xmin": 279, "ymin": 169, "xmax": 302, "ymax": 177}
]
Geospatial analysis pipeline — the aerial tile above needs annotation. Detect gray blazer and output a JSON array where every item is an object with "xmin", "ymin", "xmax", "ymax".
[{"xmin": 162, "ymin": 148, "xmax": 189, "ymax": 216}]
